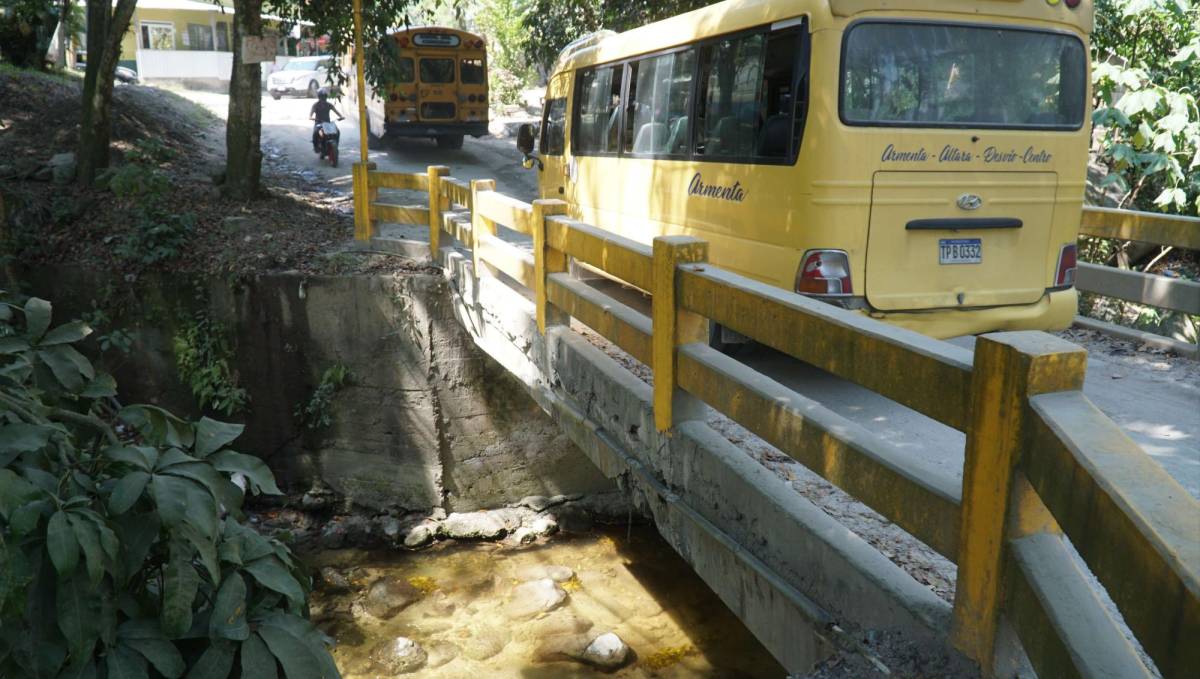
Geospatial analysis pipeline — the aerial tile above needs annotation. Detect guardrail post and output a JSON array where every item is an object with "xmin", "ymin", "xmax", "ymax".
[
  {"xmin": 951, "ymin": 331, "xmax": 1086, "ymax": 670},
  {"xmin": 470, "ymin": 179, "xmax": 496, "ymax": 276},
  {"xmin": 427, "ymin": 165, "xmax": 449, "ymax": 260},
  {"xmin": 352, "ymin": 162, "xmax": 372, "ymax": 241},
  {"xmin": 652, "ymin": 236, "xmax": 708, "ymax": 432},
  {"xmin": 532, "ymin": 199, "xmax": 569, "ymax": 333}
]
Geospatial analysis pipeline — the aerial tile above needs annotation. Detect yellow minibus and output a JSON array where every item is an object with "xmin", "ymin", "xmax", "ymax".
[
  {"xmin": 348, "ymin": 27, "xmax": 489, "ymax": 149},
  {"xmin": 516, "ymin": 0, "xmax": 1091, "ymax": 340}
]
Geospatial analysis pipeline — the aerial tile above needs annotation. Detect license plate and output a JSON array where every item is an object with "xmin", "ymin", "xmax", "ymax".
[{"xmin": 939, "ymin": 238, "xmax": 982, "ymax": 265}]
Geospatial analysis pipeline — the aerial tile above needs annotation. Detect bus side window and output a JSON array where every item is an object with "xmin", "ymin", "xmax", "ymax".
[
  {"xmin": 624, "ymin": 49, "xmax": 695, "ymax": 156},
  {"xmin": 573, "ymin": 65, "xmax": 622, "ymax": 154},
  {"xmin": 695, "ymin": 24, "xmax": 803, "ymax": 162},
  {"xmin": 541, "ymin": 97, "xmax": 567, "ymax": 156}
]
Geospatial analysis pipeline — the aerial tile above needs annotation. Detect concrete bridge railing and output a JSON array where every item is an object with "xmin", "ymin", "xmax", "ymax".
[
  {"xmin": 352, "ymin": 166, "xmax": 1198, "ymax": 678},
  {"xmin": 1075, "ymin": 207, "xmax": 1200, "ymax": 355}
]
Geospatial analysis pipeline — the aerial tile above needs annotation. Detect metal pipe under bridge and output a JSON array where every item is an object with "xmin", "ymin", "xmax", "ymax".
[{"xmin": 349, "ymin": 162, "xmax": 1199, "ymax": 679}]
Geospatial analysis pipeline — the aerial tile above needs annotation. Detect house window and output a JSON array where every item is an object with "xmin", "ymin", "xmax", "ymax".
[
  {"xmin": 140, "ymin": 22, "xmax": 175, "ymax": 50},
  {"xmin": 216, "ymin": 22, "xmax": 229, "ymax": 51},
  {"xmin": 187, "ymin": 24, "xmax": 214, "ymax": 51}
]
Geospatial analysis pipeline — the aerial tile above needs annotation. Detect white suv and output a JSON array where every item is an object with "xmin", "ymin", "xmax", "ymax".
[{"xmin": 267, "ymin": 57, "xmax": 338, "ymax": 99}]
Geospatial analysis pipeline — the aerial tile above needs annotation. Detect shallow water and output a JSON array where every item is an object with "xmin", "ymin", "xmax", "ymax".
[{"xmin": 307, "ymin": 526, "xmax": 786, "ymax": 678}]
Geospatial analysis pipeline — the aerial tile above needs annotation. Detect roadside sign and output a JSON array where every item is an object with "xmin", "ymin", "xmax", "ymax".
[{"xmin": 242, "ymin": 34, "xmax": 279, "ymax": 64}]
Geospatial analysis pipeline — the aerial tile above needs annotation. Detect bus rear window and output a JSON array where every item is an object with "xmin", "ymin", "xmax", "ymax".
[
  {"xmin": 420, "ymin": 58, "xmax": 455, "ymax": 83},
  {"xmin": 461, "ymin": 58, "xmax": 485, "ymax": 84},
  {"xmin": 841, "ymin": 22, "xmax": 1086, "ymax": 129}
]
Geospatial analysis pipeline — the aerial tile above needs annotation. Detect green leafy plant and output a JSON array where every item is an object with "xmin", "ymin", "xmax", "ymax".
[
  {"xmin": 1091, "ymin": 0, "xmax": 1199, "ymax": 214},
  {"xmin": 173, "ymin": 310, "xmax": 250, "ymax": 418},
  {"xmin": 109, "ymin": 140, "xmax": 195, "ymax": 266},
  {"xmin": 294, "ymin": 364, "xmax": 350, "ymax": 431},
  {"xmin": 0, "ymin": 293, "xmax": 340, "ymax": 678}
]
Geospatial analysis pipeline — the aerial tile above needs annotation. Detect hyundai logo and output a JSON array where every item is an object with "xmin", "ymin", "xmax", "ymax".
[{"xmin": 957, "ymin": 193, "xmax": 983, "ymax": 211}]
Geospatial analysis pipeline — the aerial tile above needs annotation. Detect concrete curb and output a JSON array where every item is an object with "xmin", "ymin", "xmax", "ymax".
[{"xmin": 1073, "ymin": 315, "xmax": 1198, "ymax": 359}]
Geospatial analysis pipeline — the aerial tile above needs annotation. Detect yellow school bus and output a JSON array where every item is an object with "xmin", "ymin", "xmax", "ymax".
[
  {"xmin": 348, "ymin": 27, "xmax": 489, "ymax": 149},
  {"xmin": 519, "ymin": 0, "xmax": 1092, "ymax": 340}
]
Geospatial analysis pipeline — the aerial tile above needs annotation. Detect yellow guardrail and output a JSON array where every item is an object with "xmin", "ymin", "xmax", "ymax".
[
  {"xmin": 1077, "ymin": 207, "xmax": 1200, "ymax": 316},
  {"xmin": 359, "ymin": 168, "xmax": 1198, "ymax": 678}
]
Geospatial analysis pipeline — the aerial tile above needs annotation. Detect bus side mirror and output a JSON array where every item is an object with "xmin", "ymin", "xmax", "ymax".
[{"xmin": 516, "ymin": 123, "xmax": 536, "ymax": 155}]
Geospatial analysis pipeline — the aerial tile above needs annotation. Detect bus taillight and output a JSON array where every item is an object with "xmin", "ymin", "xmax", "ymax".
[
  {"xmin": 796, "ymin": 250, "xmax": 853, "ymax": 296},
  {"xmin": 1055, "ymin": 244, "xmax": 1077, "ymax": 287}
]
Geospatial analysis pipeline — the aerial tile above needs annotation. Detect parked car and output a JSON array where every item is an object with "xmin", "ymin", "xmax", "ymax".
[
  {"xmin": 267, "ymin": 57, "xmax": 339, "ymax": 99},
  {"xmin": 114, "ymin": 66, "xmax": 139, "ymax": 84}
]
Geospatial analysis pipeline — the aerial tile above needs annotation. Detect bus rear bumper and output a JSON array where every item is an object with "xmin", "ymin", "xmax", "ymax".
[
  {"xmin": 384, "ymin": 122, "xmax": 489, "ymax": 139},
  {"xmin": 863, "ymin": 288, "xmax": 1077, "ymax": 339}
]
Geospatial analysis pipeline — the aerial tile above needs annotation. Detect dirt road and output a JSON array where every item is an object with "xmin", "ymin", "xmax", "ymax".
[{"xmin": 176, "ymin": 89, "xmax": 539, "ymax": 200}]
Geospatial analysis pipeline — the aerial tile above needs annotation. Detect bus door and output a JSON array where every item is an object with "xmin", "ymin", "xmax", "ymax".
[
  {"xmin": 538, "ymin": 74, "xmax": 571, "ymax": 200},
  {"xmin": 416, "ymin": 51, "xmax": 457, "ymax": 122}
]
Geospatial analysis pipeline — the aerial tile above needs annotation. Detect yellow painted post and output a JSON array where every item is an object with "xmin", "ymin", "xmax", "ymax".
[
  {"xmin": 532, "ymin": 199, "xmax": 569, "ymax": 333},
  {"xmin": 352, "ymin": 162, "xmax": 371, "ymax": 241},
  {"xmin": 427, "ymin": 165, "xmax": 450, "ymax": 260},
  {"xmin": 350, "ymin": 0, "xmax": 371, "ymax": 241},
  {"xmin": 950, "ymin": 331, "xmax": 1087, "ymax": 669},
  {"xmin": 651, "ymin": 236, "xmax": 708, "ymax": 432},
  {"xmin": 470, "ymin": 178, "xmax": 496, "ymax": 274}
]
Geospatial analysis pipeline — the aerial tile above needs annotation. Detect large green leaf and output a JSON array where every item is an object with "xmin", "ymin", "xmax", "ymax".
[
  {"xmin": 208, "ymin": 450, "xmax": 281, "ymax": 495},
  {"xmin": 124, "ymin": 638, "xmax": 185, "ymax": 679},
  {"xmin": 155, "ymin": 448, "xmax": 199, "ymax": 470},
  {"xmin": 0, "ymin": 468, "xmax": 39, "ymax": 520},
  {"xmin": 239, "ymin": 633, "xmax": 278, "ymax": 679},
  {"xmin": 209, "ymin": 573, "xmax": 249, "ymax": 641},
  {"xmin": 163, "ymin": 462, "xmax": 243, "ymax": 520},
  {"xmin": 119, "ymin": 405, "xmax": 195, "ymax": 449},
  {"xmin": 242, "ymin": 556, "xmax": 305, "ymax": 606},
  {"xmin": 105, "ymin": 644, "xmax": 149, "ymax": 679},
  {"xmin": 68, "ymin": 513, "xmax": 105, "ymax": 585},
  {"xmin": 184, "ymin": 640, "xmax": 235, "ymax": 679},
  {"xmin": 56, "ymin": 568, "xmax": 101, "ymax": 659},
  {"xmin": 39, "ymin": 320, "xmax": 92, "ymax": 347},
  {"xmin": 194, "ymin": 418, "xmax": 244, "ymax": 457},
  {"xmin": 150, "ymin": 475, "xmax": 197, "ymax": 528},
  {"xmin": 0, "ymin": 422, "xmax": 53, "ymax": 459},
  {"xmin": 176, "ymin": 522, "xmax": 220, "ymax": 585},
  {"xmin": 37, "ymin": 345, "xmax": 94, "ymax": 392},
  {"xmin": 11, "ymin": 498, "xmax": 50, "ymax": 535},
  {"xmin": 109, "ymin": 471, "xmax": 150, "ymax": 515},
  {"xmin": 24, "ymin": 298, "xmax": 52, "ymax": 341},
  {"xmin": 0, "ymin": 335, "xmax": 31, "ymax": 354},
  {"xmin": 103, "ymin": 445, "xmax": 154, "ymax": 472},
  {"xmin": 258, "ymin": 614, "xmax": 339, "ymax": 679},
  {"xmin": 256, "ymin": 625, "xmax": 325, "ymax": 679},
  {"xmin": 114, "ymin": 512, "xmax": 159, "ymax": 584},
  {"xmin": 80, "ymin": 373, "xmax": 117, "ymax": 399},
  {"xmin": 0, "ymin": 538, "xmax": 33, "ymax": 609},
  {"xmin": 161, "ymin": 545, "xmax": 199, "ymax": 639},
  {"xmin": 46, "ymin": 510, "xmax": 80, "ymax": 576}
]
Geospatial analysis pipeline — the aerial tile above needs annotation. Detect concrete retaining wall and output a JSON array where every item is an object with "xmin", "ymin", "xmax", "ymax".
[{"xmin": 14, "ymin": 267, "xmax": 613, "ymax": 511}]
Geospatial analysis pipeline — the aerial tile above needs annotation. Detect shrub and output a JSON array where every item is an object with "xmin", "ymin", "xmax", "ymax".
[{"xmin": 0, "ymin": 293, "xmax": 337, "ymax": 678}]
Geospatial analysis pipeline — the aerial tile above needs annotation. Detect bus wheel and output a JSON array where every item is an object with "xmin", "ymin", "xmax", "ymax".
[{"xmin": 436, "ymin": 134, "xmax": 464, "ymax": 150}]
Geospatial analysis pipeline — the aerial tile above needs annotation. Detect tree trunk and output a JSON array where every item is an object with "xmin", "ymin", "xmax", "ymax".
[
  {"xmin": 224, "ymin": 0, "xmax": 264, "ymax": 200},
  {"xmin": 57, "ymin": 0, "xmax": 71, "ymax": 67},
  {"xmin": 77, "ymin": 0, "xmax": 136, "ymax": 185}
]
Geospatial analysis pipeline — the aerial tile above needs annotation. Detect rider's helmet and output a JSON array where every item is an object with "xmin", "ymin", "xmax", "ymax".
[{"xmin": 318, "ymin": 88, "xmax": 329, "ymax": 100}]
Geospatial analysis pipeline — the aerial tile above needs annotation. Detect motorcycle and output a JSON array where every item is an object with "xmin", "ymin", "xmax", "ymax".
[{"xmin": 315, "ymin": 120, "xmax": 342, "ymax": 167}]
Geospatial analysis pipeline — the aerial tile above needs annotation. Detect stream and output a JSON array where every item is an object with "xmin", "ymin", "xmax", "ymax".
[{"xmin": 307, "ymin": 526, "xmax": 786, "ymax": 678}]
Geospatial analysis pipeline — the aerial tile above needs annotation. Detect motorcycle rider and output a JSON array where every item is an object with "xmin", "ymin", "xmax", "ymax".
[{"xmin": 310, "ymin": 89, "xmax": 344, "ymax": 153}]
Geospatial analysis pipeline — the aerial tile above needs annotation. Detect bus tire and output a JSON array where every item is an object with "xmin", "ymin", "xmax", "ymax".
[{"xmin": 436, "ymin": 134, "xmax": 464, "ymax": 150}]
